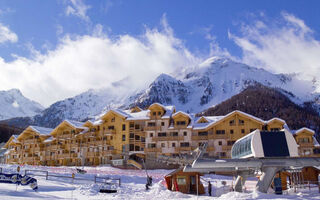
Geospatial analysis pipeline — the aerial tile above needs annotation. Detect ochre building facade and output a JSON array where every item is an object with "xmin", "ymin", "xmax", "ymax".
[{"xmin": 4, "ymin": 103, "xmax": 320, "ymax": 166}]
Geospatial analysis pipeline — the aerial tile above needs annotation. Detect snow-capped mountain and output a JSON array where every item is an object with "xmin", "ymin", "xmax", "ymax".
[
  {"xmin": 0, "ymin": 89, "xmax": 44, "ymax": 120},
  {"xmin": 4, "ymin": 57, "xmax": 319, "ymax": 128},
  {"xmin": 131, "ymin": 57, "xmax": 317, "ymax": 113}
]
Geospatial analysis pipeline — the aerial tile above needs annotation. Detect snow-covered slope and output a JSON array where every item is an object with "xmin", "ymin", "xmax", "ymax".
[
  {"xmin": 0, "ymin": 89, "xmax": 43, "ymax": 120},
  {"xmin": 131, "ymin": 57, "xmax": 317, "ymax": 113}
]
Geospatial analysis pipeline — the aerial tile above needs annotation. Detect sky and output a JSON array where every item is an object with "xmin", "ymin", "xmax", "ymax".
[{"xmin": 0, "ymin": 0, "xmax": 319, "ymax": 107}]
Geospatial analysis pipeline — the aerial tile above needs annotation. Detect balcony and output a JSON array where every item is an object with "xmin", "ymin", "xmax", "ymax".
[
  {"xmin": 191, "ymin": 135, "xmax": 209, "ymax": 140},
  {"xmin": 206, "ymin": 146, "xmax": 215, "ymax": 152},
  {"xmin": 209, "ymin": 134, "xmax": 228, "ymax": 139},
  {"xmin": 222, "ymin": 145, "xmax": 232, "ymax": 151},
  {"xmin": 176, "ymin": 147, "xmax": 192, "ymax": 151},
  {"xmin": 145, "ymin": 148, "xmax": 161, "ymax": 153},
  {"xmin": 144, "ymin": 126, "xmax": 159, "ymax": 131},
  {"xmin": 104, "ymin": 130, "xmax": 116, "ymax": 135},
  {"xmin": 152, "ymin": 136, "xmax": 184, "ymax": 142},
  {"xmin": 298, "ymin": 143, "xmax": 314, "ymax": 148},
  {"xmin": 86, "ymin": 152, "xmax": 101, "ymax": 157}
]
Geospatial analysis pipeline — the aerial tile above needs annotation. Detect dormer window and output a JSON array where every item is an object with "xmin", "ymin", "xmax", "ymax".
[
  {"xmin": 158, "ymin": 111, "xmax": 161, "ymax": 116},
  {"xmin": 239, "ymin": 119, "xmax": 244, "ymax": 125},
  {"xmin": 229, "ymin": 120, "xmax": 235, "ymax": 126},
  {"xmin": 177, "ymin": 121, "xmax": 186, "ymax": 126},
  {"xmin": 153, "ymin": 112, "xmax": 156, "ymax": 116},
  {"xmin": 111, "ymin": 117, "xmax": 115, "ymax": 122}
]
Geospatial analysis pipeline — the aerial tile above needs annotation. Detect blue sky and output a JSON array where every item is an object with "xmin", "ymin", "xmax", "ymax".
[{"xmin": 0, "ymin": 0, "xmax": 319, "ymax": 106}]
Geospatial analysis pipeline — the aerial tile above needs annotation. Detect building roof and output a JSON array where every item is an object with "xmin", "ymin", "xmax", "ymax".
[
  {"xmin": 29, "ymin": 126, "xmax": 53, "ymax": 135},
  {"xmin": 193, "ymin": 116, "xmax": 224, "ymax": 130},
  {"xmin": 313, "ymin": 136, "xmax": 320, "ymax": 147},
  {"xmin": 172, "ymin": 111, "xmax": 191, "ymax": 119},
  {"xmin": 265, "ymin": 117, "xmax": 286, "ymax": 124},
  {"xmin": 291, "ymin": 127, "xmax": 315, "ymax": 135},
  {"xmin": 64, "ymin": 120, "xmax": 85, "ymax": 129}
]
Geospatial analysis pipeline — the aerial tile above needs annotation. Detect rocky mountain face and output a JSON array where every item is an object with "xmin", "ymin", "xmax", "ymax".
[
  {"xmin": 0, "ymin": 89, "xmax": 43, "ymax": 120},
  {"xmin": 130, "ymin": 57, "xmax": 317, "ymax": 112},
  {"xmin": 2, "ymin": 57, "xmax": 319, "ymax": 129},
  {"xmin": 198, "ymin": 83, "xmax": 320, "ymax": 140}
]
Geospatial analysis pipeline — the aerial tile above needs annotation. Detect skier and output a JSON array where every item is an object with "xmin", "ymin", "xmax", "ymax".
[{"xmin": 208, "ymin": 181, "xmax": 212, "ymax": 196}]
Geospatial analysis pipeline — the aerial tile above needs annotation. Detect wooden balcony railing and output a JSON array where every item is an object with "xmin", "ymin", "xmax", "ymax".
[{"xmin": 152, "ymin": 136, "xmax": 184, "ymax": 142}]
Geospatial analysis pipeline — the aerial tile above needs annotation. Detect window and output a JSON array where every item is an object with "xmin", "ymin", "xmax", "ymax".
[
  {"xmin": 239, "ymin": 119, "xmax": 244, "ymax": 125},
  {"xmin": 122, "ymin": 124, "xmax": 126, "ymax": 131},
  {"xmin": 230, "ymin": 129, "xmax": 234, "ymax": 134},
  {"xmin": 218, "ymin": 141, "xmax": 222, "ymax": 146},
  {"xmin": 227, "ymin": 141, "xmax": 235, "ymax": 146},
  {"xmin": 170, "ymin": 132, "xmax": 178, "ymax": 137},
  {"xmin": 152, "ymin": 112, "xmax": 156, "ymax": 116},
  {"xmin": 299, "ymin": 138, "xmax": 310, "ymax": 143},
  {"xmin": 148, "ymin": 143, "xmax": 156, "ymax": 148},
  {"xmin": 161, "ymin": 143, "xmax": 165, "ymax": 148},
  {"xmin": 135, "ymin": 135, "xmax": 140, "ymax": 140},
  {"xmin": 129, "ymin": 123, "xmax": 134, "ymax": 128},
  {"xmin": 111, "ymin": 117, "xmax": 115, "ymax": 122},
  {"xmin": 135, "ymin": 124, "xmax": 140, "ymax": 129},
  {"xmin": 147, "ymin": 122, "xmax": 156, "ymax": 127},
  {"xmin": 183, "ymin": 132, "xmax": 187, "ymax": 136},
  {"xmin": 241, "ymin": 129, "xmax": 245, "ymax": 134},
  {"xmin": 198, "ymin": 131, "xmax": 208, "ymax": 136},
  {"xmin": 122, "ymin": 135, "xmax": 126, "ymax": 141},
  {"xmin": 229, "ymin": 120, "xmax": 235, "ymax": 126},
  {"xmin": 158, "ymin": 111, "xmax": 161, "ymax": 116},
  {"xmin": 150, "ymin": 133, "xmax": 153, "ymax": 137},
  {"xmin": 129, "ymin": 133, "xmax": 134, "ymax": 139},
  {"xmin": 172, "ymin": 143, "xmax": 176, "ymax": 147},
  {"xmin": 161, "ymin": 122, "xmax": 165, "ymax": 126},
  {"xmin": 216, "ymin": 130, "xmax": 225, "ymax": 135},
  {"xmin": 141, "ymin": 137, "xmax": 145, "ymax": 142},
  {"xmin": 158, "ymin": 132, "xmax": 167, "ymax": 137},
  {"xmin": 177, "ymin": 177, "xmax": 186, "ymax": 185},
  {"xmin": 180, "ymin": 142, "xmax": 190, "ymax": 147},
  {"xmin": 177, "ymin": 121, "xmax": 186, "ymax": 126},
  {"xmin": 271, "ymin": 128, "xmax": 280, "ymax": 132},
  {"xmin": 108, "ymin": 126, "xmax": 114, "ymax": 130}
]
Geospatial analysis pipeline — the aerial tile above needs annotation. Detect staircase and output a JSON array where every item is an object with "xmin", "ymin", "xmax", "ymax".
[{"xmin": 127, "ymin": 159, "xmax": 143, "ymax": 169}]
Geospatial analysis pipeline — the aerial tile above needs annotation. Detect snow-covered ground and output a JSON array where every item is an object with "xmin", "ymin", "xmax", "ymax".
[{"xmin": 0, "ymin": 164, "xmax": 319, "ymax": 199}]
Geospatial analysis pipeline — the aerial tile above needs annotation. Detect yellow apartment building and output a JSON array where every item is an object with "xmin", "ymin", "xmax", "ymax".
[{"xmin": 4, "ymin": 103, "xmax": 319, "ymax": 166}]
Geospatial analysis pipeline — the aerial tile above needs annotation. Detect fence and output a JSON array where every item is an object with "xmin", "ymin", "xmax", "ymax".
[{"xmin": 24, "ymin": 169, "xmax": 121, "ymax": 186}]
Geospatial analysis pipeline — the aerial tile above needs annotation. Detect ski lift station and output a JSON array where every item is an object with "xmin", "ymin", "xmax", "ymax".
[{"xmin": 184, "ymin": 129, "xmax": 320, "ymax": 193}]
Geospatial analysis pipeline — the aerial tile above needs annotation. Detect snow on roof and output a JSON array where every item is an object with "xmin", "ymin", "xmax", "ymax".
[
  {"xmin": 292, "ymin": 127, "xmax": 315, "ymax": 135},
  {"xmin": 172, "ymin": 111, "xmax": 191, "ymax": 119},
  {"xmin": 193, "ymin": 116, "xmax": 225, "ymax": 130},
  {"xmin": 126, "ymin": 110, "xmax": 150, "ymax": 120},
  {"xmin": 65, "ymin": 120, "xmax": 85, "ymax": 129},
  {"xmin": 29, "ymin": 126, "xmax": 53, "ymax": 135},
  {"xmin": 44, "ymin": 137, "xmax": 55, "ymax": 143},
  {"xmin": 265, "ymin": 117, "xmax": 286, "ymax": 124},
  {"xmin": 162, "ymin": 105, "xmax": 175, "ymax": 119},
  {"xmin": 313, "ymin": 136, "xmax": 320, "ymax": 147},
  {"xmin": 149, "ymin": 102, "xmax": 166, "ymax": 110},
  {"xmin": 227, "ymin": 110, "xmax": 265, "ymax": 124}
]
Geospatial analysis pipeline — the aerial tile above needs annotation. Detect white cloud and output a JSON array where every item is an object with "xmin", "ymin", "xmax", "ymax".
[
  {"xmin": 0, "ymin": 16, "xmax": 200, "ymax": 107},
  {"xmin": 65, "ymin": 0, "xmax": 91, "ymax": 22},
  {"xmin": 229, "ymin": 12, "xmax": 320, "ymax": 86},
  {"xmin": 0, "ymin": 23, "xmax": 17, "ymax": 43}
]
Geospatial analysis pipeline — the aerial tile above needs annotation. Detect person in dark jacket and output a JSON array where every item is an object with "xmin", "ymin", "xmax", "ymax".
[{"xmin": 208, "ymin": 181, "xmax": 212, "ymax": 196}]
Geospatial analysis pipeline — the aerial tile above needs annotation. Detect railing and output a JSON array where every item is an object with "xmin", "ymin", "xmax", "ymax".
[
  {"xmin": 151, "ymin": 136, "xmax": 184, "ymax": 141},
  {"xmin": 24, "ymin": 169, "xmax": 121, "ymax": 186},
  {"xmin": 176, "ymin": 146, "xmax": 192, "ymax": 151},
  {"xmin": 104, "ymin": 130, "xmax": 116, "ymax": 135},
  {"xmin": 222, "ymin": 145, "xmax": 232, "ymax": 151},
  {"xmin": 191, "ymin": 135, "xmax": 209, "ymax": 140},
  {"xmin": 145, "ymin": 148, "xmax": 161, "ymax": 153},
  {"xmin": 144, "ymin": 126, "xmax": 159, "ymax": 131}
]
